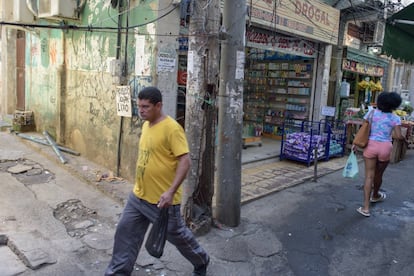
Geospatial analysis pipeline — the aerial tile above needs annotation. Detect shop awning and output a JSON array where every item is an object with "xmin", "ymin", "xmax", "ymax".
[
  {"xmin": 382, "ymin": 3, "xmax": 414, "ymax": 63},
  {"xmin": 342, "ymin": 47, "xmax": 388, "ymax": 77},
  {"xmin": 345, "ymin": 47, "xmax": 388, "ymax": 68}
]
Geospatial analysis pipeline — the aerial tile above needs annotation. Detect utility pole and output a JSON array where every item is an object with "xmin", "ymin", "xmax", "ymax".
[
  {"xmin": 334, "ymin": 12, "xmax": 346, "ymax": 119},
  {"xmin": 183, "ymin": 0, "xmax": 220, "ymax": 233},
  {"xmin": 215, "ymin": 0, "xmax": 246, "ymax": 227}
]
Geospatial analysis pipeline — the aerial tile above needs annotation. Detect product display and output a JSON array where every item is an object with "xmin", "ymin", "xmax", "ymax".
[
  {"xmin": 280, "ymin": 120, "xmax": 346, "ymax": 166},
  {"xmin": 244, "ymin": 58, "xmax": 313, "ymax": 139},
  {"xmin": 282, "ymin": 132, "xmax": 327, "ymax": 161}
]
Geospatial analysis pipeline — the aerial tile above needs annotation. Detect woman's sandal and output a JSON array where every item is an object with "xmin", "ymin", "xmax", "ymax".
[
  {"xmin": 356, "ymin": 207, "xmax": 370, "ymax": 217},
  {"xmin": 370, "ymin": 191, "xmax": 386, "ymax": 203}
]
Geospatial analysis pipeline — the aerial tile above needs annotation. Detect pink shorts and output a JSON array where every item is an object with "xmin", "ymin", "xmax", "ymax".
[{"xmin": 363, "ymin": 140, "xmax": 393, "ymax": 161}]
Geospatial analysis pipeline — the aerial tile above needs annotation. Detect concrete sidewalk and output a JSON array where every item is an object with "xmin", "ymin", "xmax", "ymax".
[
  {"xmin": 241, "ymin": 155, "xmax": 348, "ymax": 204},
  {"xmin": 2, "ymin": 129, "xmax": 348, "ymax": 207},
  {"xmin": 0, "ymin": 129, "xmax": 373, "ymax": 276}
]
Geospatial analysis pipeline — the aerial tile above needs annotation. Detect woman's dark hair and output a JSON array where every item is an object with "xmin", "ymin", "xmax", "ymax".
[
  {"xmin": 138, "ymin": 86, "xmax": 162, "ymax": 104},
  {"xmin": 376, "ymin": 92, "xmax": 402, "ymax": 113}
]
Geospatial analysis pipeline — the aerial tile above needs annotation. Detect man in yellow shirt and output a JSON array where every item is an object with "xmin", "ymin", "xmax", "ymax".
[{"xmin": 105, "ymin": 87, "xmax": 209, "ymax": 275}]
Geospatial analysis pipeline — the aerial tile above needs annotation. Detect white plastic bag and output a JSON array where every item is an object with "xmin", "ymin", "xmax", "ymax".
[{"xmin": 342, "ymin": 151, "xmax": 359, "ymax": 178}]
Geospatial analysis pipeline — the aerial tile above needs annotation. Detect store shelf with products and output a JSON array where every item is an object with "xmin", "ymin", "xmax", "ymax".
[
  {"xmin": 243, "ymin": 64, "xmax": 267, "ymax": 137},
  {"xmin": 243, "ymin": 59, "xmax": 314, "ymax": 140}
]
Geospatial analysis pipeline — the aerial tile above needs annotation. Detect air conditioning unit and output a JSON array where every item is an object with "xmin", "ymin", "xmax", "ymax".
[
  {"xmin": 13, "ymin": 0, "xmax": 35, "ymax": 23},
  {"xmin": 1, "ymin": 1, "xmax": 14, "ymax": 21},
  {"xmin": 38, "ymin": 0, "xmax": 78, "ymax": 20},
  {"xmin": 362, "ymin": 21, "xmax": 385, "ymax": 46}
]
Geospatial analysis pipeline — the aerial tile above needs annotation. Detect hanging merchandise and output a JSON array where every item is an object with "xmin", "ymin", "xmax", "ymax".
[{"xmin": 357, "ymin": 78, "xmax": 370, "ymax": 90}]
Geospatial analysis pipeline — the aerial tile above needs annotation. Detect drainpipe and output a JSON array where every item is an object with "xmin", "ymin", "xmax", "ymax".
[
  {"xmin": 116, "ymin": 0, "xmax": 130, "ymax": 176},
  {"xmin": 123, "ymin": 0, "xmax": 130, "ymax": 81},
  {"xmin": 56, "ymin": 33, "xmax": 66, "ymax": 144}
]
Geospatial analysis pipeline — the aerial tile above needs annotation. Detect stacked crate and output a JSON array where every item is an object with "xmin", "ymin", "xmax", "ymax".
[{"xmin": 12, "ymin": 110, "xmax": 35, "ymax": 132}]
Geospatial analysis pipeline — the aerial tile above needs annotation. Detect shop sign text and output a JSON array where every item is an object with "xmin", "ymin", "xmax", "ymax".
[
  {"xmin": 247, "ymin": 0, "xmax": 339, "ymax": 44},
  {"xmin": 293, "ymin": 0, "xmax": 330, "ymax": 26},
  {"xmin": 342, "ymin": 59, "xmax": 384, "ymax": 77},
  {"xmin": 246, "ymin": 30, "xmax": 316, "ymax": 57}
]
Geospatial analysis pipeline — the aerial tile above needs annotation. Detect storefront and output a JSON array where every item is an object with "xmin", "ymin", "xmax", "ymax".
[
  {"xmin": 243, "ymin": 0, "xmax": 340, "ymax": 141},
  {"xmin": 339, "ymin": 47, "xmax": 389, "ymax": 119},
  {"xmin": 244, "ymin": 28, "xmax": 318, "ymax": 139}
]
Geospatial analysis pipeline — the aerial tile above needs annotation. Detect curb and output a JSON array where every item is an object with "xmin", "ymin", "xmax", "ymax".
[{"xmin": 4, "ymin": 129, "xmax": 350, "ymax": 208}]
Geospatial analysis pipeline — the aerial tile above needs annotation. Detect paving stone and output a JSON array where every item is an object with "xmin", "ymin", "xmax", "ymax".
[
  {"xmin": 82, "ymin": 233, "xmax": 113, "ymax": 250},
  {"xmin": 25, "ymin": 168, "xmax": 43, "ymax": 176},
  {"xmin": 74, "ymin": 220, "xmax": 94, "ymax": 229},
  {"xmin": 0, "ymin": 246, "xmax": 27, "ymax": 276},
  {"xmin": 21, "ymin": 248, "xmax": 57, "ymax": 269},
  {"xmin": 7, "ymin": 164, "xmax": 33, "ymax": 174},
  {"xmin": 7, "ymin": 233, "xmax": 57, "ymax": 270}
]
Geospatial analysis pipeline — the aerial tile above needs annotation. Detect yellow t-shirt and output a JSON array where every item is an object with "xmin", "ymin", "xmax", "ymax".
[{"xmin": 133, "ymin": 116, "xmax": 189, "ymax": 205}]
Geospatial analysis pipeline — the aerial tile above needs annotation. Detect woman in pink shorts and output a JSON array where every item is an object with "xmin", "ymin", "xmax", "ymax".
[{"xmin": 355, "ymin": 92, "xmax": 407, "ymax": 217}]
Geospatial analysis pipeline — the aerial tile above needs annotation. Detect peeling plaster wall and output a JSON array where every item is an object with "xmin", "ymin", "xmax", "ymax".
[
  {"xmin": 155, "ymin": 1, "xmax": 180, "ymax": 118},
  {"xmin": 23, "ymin": 0, "xmax": 181, "ymax": 181},
  {"xmin": 26, "ymin": 29, "xmax": 63, "ymax": 136},
  {"xmin": 65, "ymin": 0, "xmax": 134, "ymax": 176},
  {"xmin": 0, "ymin": 28, "xmax": 17, "ymax": 115}
]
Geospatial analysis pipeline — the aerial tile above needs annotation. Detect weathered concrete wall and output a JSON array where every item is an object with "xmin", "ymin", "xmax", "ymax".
[
  {"xmin": 313, "ymin": 44, "xmax": 332, "ymax": 121},
  {"xmin": 0, "ymin": 28, "xmax": 17, "ymax": 115},
  {"xmin": 26, "ymin": 29, "xmax": 63, "ymax": 136},
  {"xmin": 115, "ymin": 0, "xmax": 180, "ymax": 180},
  {"xmin": 155, "ymin": 1, "xmax": 181, "ymax": 118},
  {"xmin": 20, "ymin": 0, "xmax": 181, "ymax": 181},
  {"xmin": 64, "ymin": 1, "xmax": 137, "ymax": 179}
]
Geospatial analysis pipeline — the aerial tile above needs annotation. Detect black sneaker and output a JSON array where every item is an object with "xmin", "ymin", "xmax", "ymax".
[{"xmin": 192, "ymin": 256, "xmax": 209, "ymax": 276}]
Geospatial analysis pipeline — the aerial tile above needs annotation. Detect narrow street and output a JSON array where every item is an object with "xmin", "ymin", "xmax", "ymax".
[
  {"xmin": 242, "ymin": 150, "xmax": 414, "ymax": 275},
  {"xmin": 1, "ymin": 130, "xmax": 414, "ymax": 276}
]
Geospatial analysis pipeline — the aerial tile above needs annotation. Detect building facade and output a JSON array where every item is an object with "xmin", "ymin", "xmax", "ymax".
[
  {"xmin": 1, "ymin": 0, "xmax": 181, "ymax": 181},
  {"xmin": 242, "ymin": 0, "xmax": 340, "ymax": 140}
]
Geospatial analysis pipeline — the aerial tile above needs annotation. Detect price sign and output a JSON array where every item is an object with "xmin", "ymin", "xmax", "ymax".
[
  {"xmin": 116, "ymin": 86, "xmax": 132, "ymax": 117},
  {"xmin": 321, "ymin": 106, "xmax": 335, "ymax": 117}
]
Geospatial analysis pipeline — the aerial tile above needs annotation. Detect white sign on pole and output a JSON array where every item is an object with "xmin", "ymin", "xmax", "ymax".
[
  {"xmin": 321, "ymin": 106, "xmax": 336, "ymax": 117},
  {"xmin": 235, "ymin": 50, "xmax": 245, "ymax": 80},
  {"xmin": 116, "ymin": 86, "xmax": 132, "ymax": 117},
  {"xmin": 157, "ymin": 52, "xmax": 176, "ymax": 73}
]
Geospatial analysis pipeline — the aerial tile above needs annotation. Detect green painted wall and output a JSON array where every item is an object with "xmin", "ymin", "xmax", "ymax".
[
  {"xmin": 24, "ymin": 0, "xmax": 179, "ymax": 181},
  {"xmin": 26, "ymin": 29, "xmax": 63, "ymax": 137}
]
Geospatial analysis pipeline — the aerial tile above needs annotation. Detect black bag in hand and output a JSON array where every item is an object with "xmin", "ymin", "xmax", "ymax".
[{"xmin": 145, "ymin": 208, "xmax": 169, "ymax": 258}]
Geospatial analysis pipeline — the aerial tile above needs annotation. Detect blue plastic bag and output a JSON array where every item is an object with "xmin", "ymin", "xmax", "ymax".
[{"xmin": 342, "ymin": 151, "xmax": 359, "ymax": 178}]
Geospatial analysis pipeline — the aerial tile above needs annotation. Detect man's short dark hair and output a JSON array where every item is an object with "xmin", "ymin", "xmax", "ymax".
[
  {"xmin": 376, "ymin": 92, "xmax": 402, "ymax": 113},
  {"xmin": 138, "ymin": 87, "xmax": 162, "ymax": 105}
]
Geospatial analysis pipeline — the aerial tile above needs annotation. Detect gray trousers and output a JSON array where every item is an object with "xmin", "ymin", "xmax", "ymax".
[{"xmin": 105, "ymin": 193, "xmax": 209, "ymax": 275}]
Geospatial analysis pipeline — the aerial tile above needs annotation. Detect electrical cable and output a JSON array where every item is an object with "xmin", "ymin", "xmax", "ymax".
[{"xmin": 0, "ymin": 4, "xmax": 179, "ymax": 33}]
